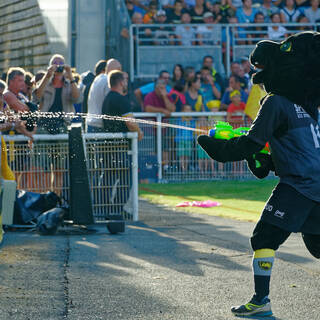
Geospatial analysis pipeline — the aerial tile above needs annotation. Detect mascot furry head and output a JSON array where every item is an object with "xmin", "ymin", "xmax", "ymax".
[{"xmin": 250, "ymin": 31, "xmax": 320, "ymax": 120}]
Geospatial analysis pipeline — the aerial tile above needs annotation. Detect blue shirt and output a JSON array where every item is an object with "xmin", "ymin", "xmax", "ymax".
[
  {"xmin": 140, "ymin": 82, "xmax": 171, "ymax": 96},
  {"xmin": 175, "ymin": 118, "xmax": 196, "ymax": 142},
  {"xmin": 200, "ymin": 83, "xmax": 221, "ymax": 106},
  {"xmin": 248, "ymin": 94, "xmax": 320, "ymax": 202}
]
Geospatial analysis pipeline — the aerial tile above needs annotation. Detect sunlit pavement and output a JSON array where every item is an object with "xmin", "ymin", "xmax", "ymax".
[{"xmin": 0, "ymin": 199, "xmax": 318, "ymax": 320}]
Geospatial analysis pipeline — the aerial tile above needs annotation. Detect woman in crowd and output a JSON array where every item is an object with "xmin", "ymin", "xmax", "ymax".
[{"xmin": 184, "ymin": 74, "xmax": 204, "ymax": 112}]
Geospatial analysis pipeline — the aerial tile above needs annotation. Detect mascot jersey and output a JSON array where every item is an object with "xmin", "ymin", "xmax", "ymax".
[{"xmin": 247, "ymin": 94, "xmax": 320, "ymax": 202}]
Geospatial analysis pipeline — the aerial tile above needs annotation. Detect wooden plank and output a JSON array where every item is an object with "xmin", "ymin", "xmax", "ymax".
[
  {"xmin": 0, "ymin": 0, "xmax": 38, "ymax": 15},
  {"xmin": 0, "ymin": 35, "xmax": 49, "ymax": 52}
]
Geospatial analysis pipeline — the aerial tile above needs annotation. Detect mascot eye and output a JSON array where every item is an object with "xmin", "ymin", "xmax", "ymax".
[{"xmin": 280, "ymin": 41, "xmax": 292, "ymax": 52}]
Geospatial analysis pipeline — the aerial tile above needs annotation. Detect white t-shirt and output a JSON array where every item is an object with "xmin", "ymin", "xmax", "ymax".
[
  {"xmin": 267, "ymin": 25, "xmax": 287, "ymax": 41},
  {"xmin": 87, "ymin": 73, "xmax": 109, "ymax": 128},
  {"xmin": 304, "ymin": 7, "xmax": 320, "ymax": 23}
]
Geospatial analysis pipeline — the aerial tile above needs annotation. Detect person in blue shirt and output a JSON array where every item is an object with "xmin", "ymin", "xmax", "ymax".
[
  {"xmin": 236, "ymin": 0, "xmax": 258, "ymax": 42},
  {"xmin": 134, "ymin": 70, "xmax": 172, "ymax": 110},
  {"xmin": 199, "ymin": 66, "xmax": 221, "ymax": 110}
]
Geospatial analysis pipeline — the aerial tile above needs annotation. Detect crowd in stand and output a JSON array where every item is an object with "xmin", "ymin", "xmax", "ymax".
[{"xmin": 122, "ymin": 0, "xmax": 320, "ymax": 48}]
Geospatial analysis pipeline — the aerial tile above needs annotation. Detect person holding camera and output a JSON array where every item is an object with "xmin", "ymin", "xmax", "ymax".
[
  {"xmin": 35, "ymin": 53, "xmax": 81, "ymax": 134},
  {"xmin": 34, "ymin": 54, "xmax": 82, "ymax": 196}
]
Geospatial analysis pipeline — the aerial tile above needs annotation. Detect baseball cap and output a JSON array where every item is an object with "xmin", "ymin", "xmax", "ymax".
[
  {"xmin": 156, "ymin": 9, "xmax": 166, "ymax": 17},
  {"xmin": 230, "ymin": 90, "xmax": 241, "ymax": 98},
  {"xmin": 203, "ymin": 12, "xmax": 214, "ymax": 19}
]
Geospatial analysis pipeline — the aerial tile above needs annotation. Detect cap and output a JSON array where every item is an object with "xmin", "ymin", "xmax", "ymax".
[
  {"xmin": 156, "ymin": 9, "xmax": 166, "ymax": 17},
  {"xmin": 203, "ymin": 12, "xmax": 214, "ymax": 19},
  {"xmin": 230, "ymin": 90, "xmax": 240, "ymax": 98}
]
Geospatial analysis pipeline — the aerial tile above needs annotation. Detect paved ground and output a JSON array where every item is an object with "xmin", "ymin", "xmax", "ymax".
[{"xmin": 0, "ymin": 198, "xmax": 319, "ymax": 320}]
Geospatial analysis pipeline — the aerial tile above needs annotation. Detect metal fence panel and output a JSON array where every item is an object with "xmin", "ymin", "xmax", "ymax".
[
  {"xmin": 133, "ymin": 112, "xmax": 255, "ymax": 183},
  {"xmin": 3, "ymin": 133, "xmax": 139, "ymax": 221}
]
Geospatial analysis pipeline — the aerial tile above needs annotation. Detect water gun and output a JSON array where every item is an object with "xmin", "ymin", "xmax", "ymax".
[
  {"xmin": 208, "ymin": 121, "xmax": 270, "ymax": 155},
  {"xmin": 208, "ymin": 121, "xmax": 272, "ymax": 174}
]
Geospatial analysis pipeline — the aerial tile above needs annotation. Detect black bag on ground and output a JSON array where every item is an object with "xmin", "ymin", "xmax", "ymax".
[
  {"xmin": 13, "ymin": 190, "xmax": 61, "ymax": 224},
  {"xmin": 36, "ymin": 206, "xmax": 68, "ymax": 235}
]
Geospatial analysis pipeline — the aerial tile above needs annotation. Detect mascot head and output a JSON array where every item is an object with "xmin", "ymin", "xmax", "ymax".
[{"xmin": 250, "ymin": 31, "xmax": 320, "ymax": 120}]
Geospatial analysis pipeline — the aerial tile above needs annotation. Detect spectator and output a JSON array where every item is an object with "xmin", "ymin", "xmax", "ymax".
[
  {"xmin": 296, "ymin": 14, "xmax": 311, "ymax": 30},
  {"xmin": 153, "ymin": 10, "xmax": 174, "ymax": 45},
  {"xmin": 168, "ymin": 81, "xmax": 186, "ymax": 112},
  {"xmin": 240, "ymin": 56, "xmax": 255, "ymax": 90},
  {"xmin": 219, "ymin": 0, "xmax": 237, "ymax": 23},
  {"xmin": 258, "ymin": 0, "xmax": 279, "ymax": 22},
  {"xmin": 221, "ymin": 16, "xmax": 239, "ymax": 67},
  {"xmin": 0, "ymin": 79, "xmax": 7, "ymax": 111},
  {"xmin": 22, "ymin": 71, "xmax": 34, "ymax": 101},
  {"xmin": 160, "ymin": 0, "xmax": 176, "ymax": 9},
  {"xmin": 143, "ymin": 78, "xmax": 176, "ymax": 116},
  {"xmin": 196, "ymin": 12, "xmax": 221, "ymax": 45},
  {"xmin": 35, "ymin": 54, "xmax": 81, "ymax": 133},
  {"xmin": 304, "ymin": 0, "xmax": 320, "ymax": 23},
  {"xmin": 81, "ymin": 60, "xmax": 106, "ymax": 114},
  {"xmin": 102, "ymin": 70, "xmax": 143, "ymax": 139},
  {"xmin": 166, "ymin": 0, "xmax": 187, "ymax": 23},
  {"xmin": 184, "ymin": 0, "xmax": 196, "ymax": 8},
  {"xmin": 200, "ymin": 66, "xmax": 221, "ymax": 110},
  {"xmin": 229, "ymin": 61, "xmax": 248, "ymax": 91},
  {"xmin": 295, "ymin": 0, "xmax": 311, "ymax": 7},
  {"xmin": 86, "ymin": 58, "xmax": 121, "ymax": 133},
  {"xmin": 202, "ymin": 55, "xmax": 225, "ymax": 95},
  {"xmin": 171, "ymin": 64, "xmax": 185, "ymax": 88},
  {"xmin": 174, "ymin": 104, "xmax": 196, "ymax": 172},
  {"xmin": 143, "ymin": 1, "xmax": 158, "ymax": 23},
  {"xmin": 280, "ymin": 0, "xmax": 302, "ymax": 23},
  {"xmin": 175, "ymin": 12, "xmax": 196, "ymax": 45},
  {"xmin": 232, "ymin": 0, "xmax": 245, "ymax": 9},
  {"xmin": 3, "ymin": 68, "xmax": 30, "ymax": 112},
  {"xmin": 196, "ymin": 116, "xmax": 214, "ymax": 173},
  {"xmin": 143, "ymin": 78, "xmax": 176, "ymax": 170},
  {"xmin": 226, "ymin": 89, "xmax": 246, "ymax": 125},
  {"xmin": 183, "ymin": 66, "xmax": 196, "ymax": 91},
  {"xmin": 190, "ymin": 0, "xmax": 208, "ymax": 23},
  {"xmin": 125, "ymin": 0, "xmax": 145, "ymax": 18},
  {"xmin": 185, "ymin": 75, "xmax": 204, "ymax": 111},
  {"xmin": 236, "ymin": 0, "xmax": 258, "ymax": 43},
  {"xmin": 134, "ymin": 70, "xmax": 171, "ymax": 109},
  {"xmin": 220, "ymin": 74, "xmax": 248, "ymax": 111},
  {"xmin": 102, "ymin": 70, "xmax": 143, "ymax": 217},
  {"xmin": 247, "ymin": 11, "xmax": 268, "ymax": 44},
  {"xmin": 268, "ymin": 12, "xmax": 288, "ymax": 40}
]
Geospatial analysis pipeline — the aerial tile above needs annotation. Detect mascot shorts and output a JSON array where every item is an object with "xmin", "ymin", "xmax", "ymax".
[
  {"xmin": 251, "ymin": 220, "xmax": 320, "ymax": 259},
  {"xmin": 259, "ymin": 183, "xmax": 320, "ymax": 234}
]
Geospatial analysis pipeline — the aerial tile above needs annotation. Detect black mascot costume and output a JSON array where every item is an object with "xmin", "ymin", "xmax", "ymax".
[{"xmin": 198, "ymin": 31, "xmax": 320, "ymax": 317}]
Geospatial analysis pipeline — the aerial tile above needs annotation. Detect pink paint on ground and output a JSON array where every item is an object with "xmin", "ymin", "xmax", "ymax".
[{"xmin": 176, "ymin": 200, "xmax": 221, "ymax": 208}]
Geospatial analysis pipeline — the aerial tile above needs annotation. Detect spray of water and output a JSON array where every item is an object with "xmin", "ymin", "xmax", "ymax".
[{"xmin": 0, "ymin": 111, "xmax": 208, "ymax": 134}]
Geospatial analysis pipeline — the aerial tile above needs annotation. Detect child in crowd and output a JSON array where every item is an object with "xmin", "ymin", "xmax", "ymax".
[
  {"xmin": 196, "ymin": 116, "xmax": 215, "ymax": 173},
  {"xmin": 227, "ymin": 90, "xmax": 246, "ymax": 126},
  {"xmin": 174, "ymin": 104, "xmax": 196, "ymax": 172}
]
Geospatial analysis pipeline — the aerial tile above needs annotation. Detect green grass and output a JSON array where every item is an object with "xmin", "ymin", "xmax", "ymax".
[{"xmin": 139, "ymin": 179, "xmax": 279, "ymax": 222}]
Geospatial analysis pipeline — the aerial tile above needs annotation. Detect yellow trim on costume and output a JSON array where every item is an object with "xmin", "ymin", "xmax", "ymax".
[{"xmin": 254, "ymin": 249, "xmax": 275, "ymax": 258}]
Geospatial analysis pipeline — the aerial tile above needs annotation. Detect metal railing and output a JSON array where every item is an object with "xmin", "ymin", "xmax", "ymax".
[
  {"xmin": 133, "ymin": 112, "xmax": 254, "ymax": 183},
  {"xmin": 129, "ymin": 23, "xmax": 320, "ymax": 81},
  {"xmin": 3, "ymin": 132, "xmax": 139, "ymax": 221}
]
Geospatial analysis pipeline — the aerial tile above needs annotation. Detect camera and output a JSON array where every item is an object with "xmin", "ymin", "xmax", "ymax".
[{"xmin": 56, "ymin": 65, "xmax": 64, "ymax": 73}]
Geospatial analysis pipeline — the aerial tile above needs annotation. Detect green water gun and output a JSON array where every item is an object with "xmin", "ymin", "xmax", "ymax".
[{"xmin": 208, "ymin": 121, "xmax": 271, "ymax": 170}]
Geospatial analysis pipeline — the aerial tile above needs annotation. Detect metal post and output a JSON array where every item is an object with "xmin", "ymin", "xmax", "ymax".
[
  {"xmin": 226, "ymin": 24, "xmax": 230, "ymax": 76},
  {"xmin": 129, "ymin": 24, "xmax": 134, "ymax": 83},
  {"xmin": 156, "ymin": 113, "xmax": 162, "ymax": 181},
  {"xmin": 131, "ymin": 133, "xmax": 139, "ymax": 221},
  {"xmin": 70, "ymin": 0, "xmax": 77, "ymax": 68}
]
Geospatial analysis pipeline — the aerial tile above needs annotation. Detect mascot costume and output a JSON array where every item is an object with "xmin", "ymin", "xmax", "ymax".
[{"xmin": 198, "ymin": 31, "xmax": 320, "ymax": 317}]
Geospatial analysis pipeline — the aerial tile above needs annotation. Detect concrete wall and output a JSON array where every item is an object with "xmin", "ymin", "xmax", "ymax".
[
  {"xmin": 0, "ymin": 0, "xmax": 52, "ymax": 73},
  {"xmin": 74, "ymin": 0, "xmax": 106, "ymax": 74}
]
